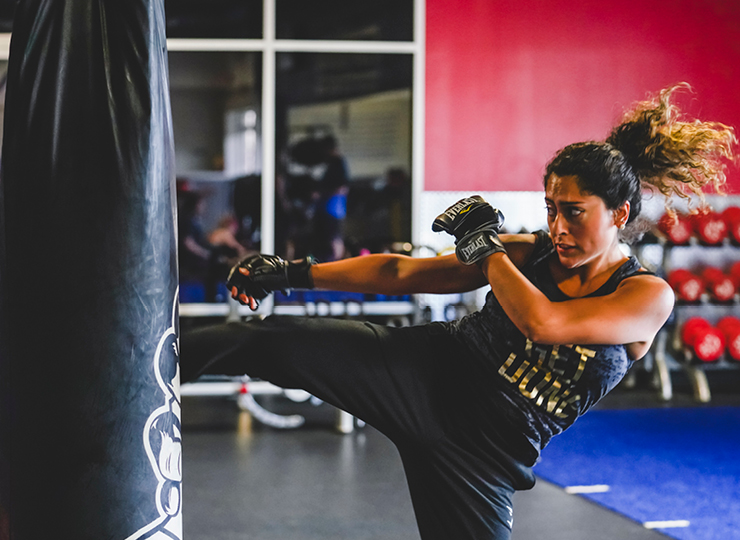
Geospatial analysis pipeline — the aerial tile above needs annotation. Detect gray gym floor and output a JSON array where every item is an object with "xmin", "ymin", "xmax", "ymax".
[{"xmin": 180, "ymin": 385, "xmax": 696, "ymax": 540}]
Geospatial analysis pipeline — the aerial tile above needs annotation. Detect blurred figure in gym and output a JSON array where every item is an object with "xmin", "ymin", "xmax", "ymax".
[
  {"xmin": 207, "ymin": 214, "xmax": 250, "ymax": 302},
  {"xmin": 314, "ymin": 134, "xmax": 350, "ymax": 261},
  {"xmin": 177, "ymin": 187, "xmax": 211, "ymax": 286}
]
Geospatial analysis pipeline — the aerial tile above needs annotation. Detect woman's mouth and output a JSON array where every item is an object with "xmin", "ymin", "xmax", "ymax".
[{"xmin": 556, "ymin": 243, "xmax": 576, "ymax": 254}]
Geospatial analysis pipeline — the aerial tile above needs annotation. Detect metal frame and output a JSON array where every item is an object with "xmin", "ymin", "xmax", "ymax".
[
  {"xmin": 169, "ymin": 0, "xmax": 425, "ymax": 315},
  {"xmin": 166, "ymin": 0, "xmax": 425, "ymax": 257}
]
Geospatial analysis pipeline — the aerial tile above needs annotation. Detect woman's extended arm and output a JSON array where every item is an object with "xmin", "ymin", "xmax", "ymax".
[
  {"xmin": 311, "ymin": 253, "xmax": 486, "ymax": 295},
  {"xmin": 229, "ymin": 234, "xmax": 534, "ymax": 308},
  {"xmin": 311, "ymin": 233, "xmax": 535, "ymax": 295},
  {"xmin": 479, "ymin": 252, "xmax": 675, "ymax": 351}
]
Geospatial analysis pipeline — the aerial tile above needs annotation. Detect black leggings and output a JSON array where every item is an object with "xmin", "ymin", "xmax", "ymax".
[{"xmin": 180, "ymin": 316, "xmax": 535, "ymax": 539}]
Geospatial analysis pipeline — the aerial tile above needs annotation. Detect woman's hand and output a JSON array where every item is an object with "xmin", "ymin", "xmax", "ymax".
[
  {"xmin": 230, "ymin": 267, "xmax": 260, "ymax": 310},
  {"xmin": 432, "ymin": 195, "xmax": 507, "ymax": 265},
  {"xmin": 227, "ymin": 254, "xmax": 314, "ymax": 310}
]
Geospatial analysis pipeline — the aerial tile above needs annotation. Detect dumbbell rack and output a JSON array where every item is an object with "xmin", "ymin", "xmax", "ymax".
[{"xmin": 638, "ymin": 237, "xmax": 740, "ymax": 403}]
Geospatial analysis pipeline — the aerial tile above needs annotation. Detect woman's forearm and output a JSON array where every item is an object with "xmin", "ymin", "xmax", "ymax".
[
  {"xmin": 479, "ymin": 251, "xmax": 674, "ymax": 347},
  {"xmin": 311, "ymin": 253, "xmax": 487, "ymax": 295},
  {"xmin": 480, "ymin": 252, "xmax": 549, "ymax": 337}
]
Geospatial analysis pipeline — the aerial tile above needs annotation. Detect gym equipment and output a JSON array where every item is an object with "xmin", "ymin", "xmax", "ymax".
[
  {"xmin": 722, "ymin": 206, "xmax": 740, "ymax": 244},
  {"xmin": 657, "ymin": 213, "xmax": 692, "ymax": 245},
  {"xmin": 717, "ymin": 317, "xmax": 740, "ymax": 361},
  {"xmin": 700, "ymin": 267, "xmax": 737, "ymax": 303},
  {"xmin": 236, "ymin": 381, "xmax": 307, "ymax": 429},
  {"xmin": 667, "ymin": 269, "xmax": 705, "ymax": 303},
  {"xmin": 454, "ymin": 228, "xmax": 507, "ymax": 266},
  {"xmin": 432, "ymin": 196, "xmax": 504, "ymax": 240},
  {"xmin": 651, "ymin": 212, "xmax": 738, "ymax": 403},
  {"xmin": 729, "ymin": 261, "xmax": 740, "ymax": 287},
  {"xmin": 680, "ymin": 317, "xmax": 725, "ymax": 362},
  {"xmin": 681, "ymin": 317, "xmax": 711, "ymax": 347},
  {"xmin": 227, "ymin": 254, "xmax": 315, "ymax": 307},
  {"xmin": 691, "ymin": 211, "xmax": 728, "ymax": 245},
  {"xmin": 432, "ymin": 196, "xmax": 506, "ymax": 265},
  {"xmin": 0, "ymin": 1, "xmax": 180, "ymax": 538}
]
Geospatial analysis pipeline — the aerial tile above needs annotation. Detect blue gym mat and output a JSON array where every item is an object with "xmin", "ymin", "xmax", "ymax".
[{"xmin": 534, "ymin": 407, "xmax": 740, "ymax": 540}]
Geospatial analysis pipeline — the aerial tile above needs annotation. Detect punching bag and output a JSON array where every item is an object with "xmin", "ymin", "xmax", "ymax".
[{"xmin": 0, "ymin": 1, "xmax": 181, "ymax": 538}]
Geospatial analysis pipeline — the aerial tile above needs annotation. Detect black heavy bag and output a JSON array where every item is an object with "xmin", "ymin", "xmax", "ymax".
[{"xmin": 0, "ymin": 1, "xmax": 181, "ymax": 538}]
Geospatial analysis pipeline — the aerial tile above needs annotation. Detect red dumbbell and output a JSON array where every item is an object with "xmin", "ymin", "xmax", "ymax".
[
  {"xmin": 657, "ymin": 213, "xmax": 692, "ymax": 245},
  {"xmin": 681, "ymin": 317, "xmax": 725, "ymax": 362},
  {"xmin": 691, "ymin": 211, "xmax": 728, "ymax": 246},
  {"xmin": 694, "ymin": 328, "xmax": 726, "ymax": 362},
  {"xmin": 717, "ymin": 317, "xmax": 740, "ymax": 361},
  {"xmin": 667, "ymin": 269, "xmax": 705, "ymax": 303},
  {"xmin": 681, "ymin": 317, "xmax": 711, "ymax": 346},
  {"xmin": 729, "ymin": 221, "xmax": 740, "ymax": 245},
  {"xmin": 731, "ymin": 261, "xmax": 740, "ymax": 288},
  {"xmin": 723, "ymin": 206, "xmax": 740, "ymax": 222},
  {"xmin": 701, "ymin": 267, "xmax": 737, "ymax": 303},
  {"xmin": 722, "ymin": 206, "xmax": 740, "ymax": 245}
]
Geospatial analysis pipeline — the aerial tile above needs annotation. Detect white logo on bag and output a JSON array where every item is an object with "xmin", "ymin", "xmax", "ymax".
[{"xmin": 125, "ymin": 290, "xmax": 183, "ymax": 540}]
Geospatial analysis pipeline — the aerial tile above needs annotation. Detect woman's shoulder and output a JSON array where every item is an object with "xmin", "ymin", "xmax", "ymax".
[
  {"xmin": 615, "ymin": 268, "xmax": 676, "ymax": 317},
  {"xmin": 618, "ymin": 266, "xmax": 673, "ymax": 293}
]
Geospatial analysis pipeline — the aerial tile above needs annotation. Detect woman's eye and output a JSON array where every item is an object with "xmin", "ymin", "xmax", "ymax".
[{"xmin": 567, "ymin": 208, "xmax": 584, "ymax": 217}]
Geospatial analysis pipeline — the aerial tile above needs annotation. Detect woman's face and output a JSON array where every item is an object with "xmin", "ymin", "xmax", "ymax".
[{"xmin": 545, "ymin": 174, "xmax": 626, "ymax": 269}]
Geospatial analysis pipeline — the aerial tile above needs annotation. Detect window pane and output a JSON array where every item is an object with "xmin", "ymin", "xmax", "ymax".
[
  {"xmin": 277, "ymin": 0, "xmax": 413, "ymax": 42},
  {"xmin": 169, "ymin": 51, "xmax": 262, "ymax": 302},
  {"xmin": 165, "ymin": 0, "xmax": 262, "ymax": 39},
  {"xmin": 276, "ymin": 53, "xmax": 413, "ymax": 262}
]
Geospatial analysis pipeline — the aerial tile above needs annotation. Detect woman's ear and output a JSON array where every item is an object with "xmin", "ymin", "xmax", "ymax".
[{"xmin": 614, "ymin": 201, "xmax": 631, "ymax": 229}]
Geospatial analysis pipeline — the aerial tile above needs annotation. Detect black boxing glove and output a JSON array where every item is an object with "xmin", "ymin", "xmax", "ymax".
[
  {"xmin": 227, "ymin": 254, "xmax": 315, "ymax": 306},
  {"xmin": 432, "ymin": 196, "xmax": 506, "ymax": 265},
  {"xmin": 454, "ymin": 229, "xmax": 506, "ymax": 265},
  {"xmin": 432, "ymin": 195, "xmax": 504, "ymax": 241}
]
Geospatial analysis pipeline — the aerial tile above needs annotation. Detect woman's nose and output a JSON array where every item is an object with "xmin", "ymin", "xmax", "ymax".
[{"xmin": 550, "ymin": 214, "xmax": 567, "ymax": 236}]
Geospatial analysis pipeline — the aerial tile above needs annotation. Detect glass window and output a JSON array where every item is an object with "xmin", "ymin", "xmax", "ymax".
[
  {"xmin": 165, "ymin": 0, "xmax": 262, "ymax": 39},
  {"xmin": 169, "ymin": 51, "xmax": 262, "ymax": 302},
  {"xmin": 276, "ymin": 0, "xmax": 413, "ymax": 42},
  {"xmin": 275, "ymin": 52, "xmax": 412, "ymax": 262},
  {"xmin": 1, "ymin": 2, "xmax": 422, "ymax": 307}
]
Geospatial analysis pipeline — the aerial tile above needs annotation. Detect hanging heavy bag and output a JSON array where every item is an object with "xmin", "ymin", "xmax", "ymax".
[{"xmin": 0, "ymin": 1, "xmax": 181, "ymax": 538}]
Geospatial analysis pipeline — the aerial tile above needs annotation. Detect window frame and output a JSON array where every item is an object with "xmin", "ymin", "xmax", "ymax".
[{"xmin": 0, "ymin": 0, "xmax": 426, "ymax": 278}]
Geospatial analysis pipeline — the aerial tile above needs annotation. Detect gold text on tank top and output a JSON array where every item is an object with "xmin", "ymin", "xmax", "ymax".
[{"xmin": 498, "ymin": 340, "xmax": 596, "ymax": 419}]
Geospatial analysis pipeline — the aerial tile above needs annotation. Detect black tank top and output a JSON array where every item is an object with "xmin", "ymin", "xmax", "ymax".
[{"xmin": 449, "ymin": 230, "xmax": 652, "ymax": 465}]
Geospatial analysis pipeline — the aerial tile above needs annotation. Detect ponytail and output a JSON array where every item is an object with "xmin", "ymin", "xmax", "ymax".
[
  {"xmin": 606, "ymin": 82, "xmax": 737, "ymax": 213},
  {"xmin": 545, "ymin": 83, "xmax": 737, "ymax": 239}
]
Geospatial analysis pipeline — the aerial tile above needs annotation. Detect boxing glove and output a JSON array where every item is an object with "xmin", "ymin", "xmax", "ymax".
[
  {"xmin": 227, "ymin": 254, "xmax": 315, "ymax": 305},
  {"xmin": 432, "ymin": 196, "xmax": 506, "ymax": 265},
  {"xmin": 432, "ymin": 195, "xmax": 504, "ymax": 240}
]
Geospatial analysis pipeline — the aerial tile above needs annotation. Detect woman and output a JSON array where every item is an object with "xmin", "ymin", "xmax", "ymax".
[{"xmin": 180, "ymin": 84, "xmax": 736, "ymax": 539}]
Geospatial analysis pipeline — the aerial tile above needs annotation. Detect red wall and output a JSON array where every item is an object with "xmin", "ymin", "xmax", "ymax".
[{"xmin": 426, "ymin": 0, "xmax": 740, "ymax": 193}]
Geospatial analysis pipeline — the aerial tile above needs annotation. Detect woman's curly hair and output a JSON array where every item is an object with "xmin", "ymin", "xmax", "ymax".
[
  {"xmin": 606, "ymin": 82, "xmax": 737, "ymax": 211},
  {"xmin": 545, "ymin": 83, "xmax": 737, "ymax": 240}
]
